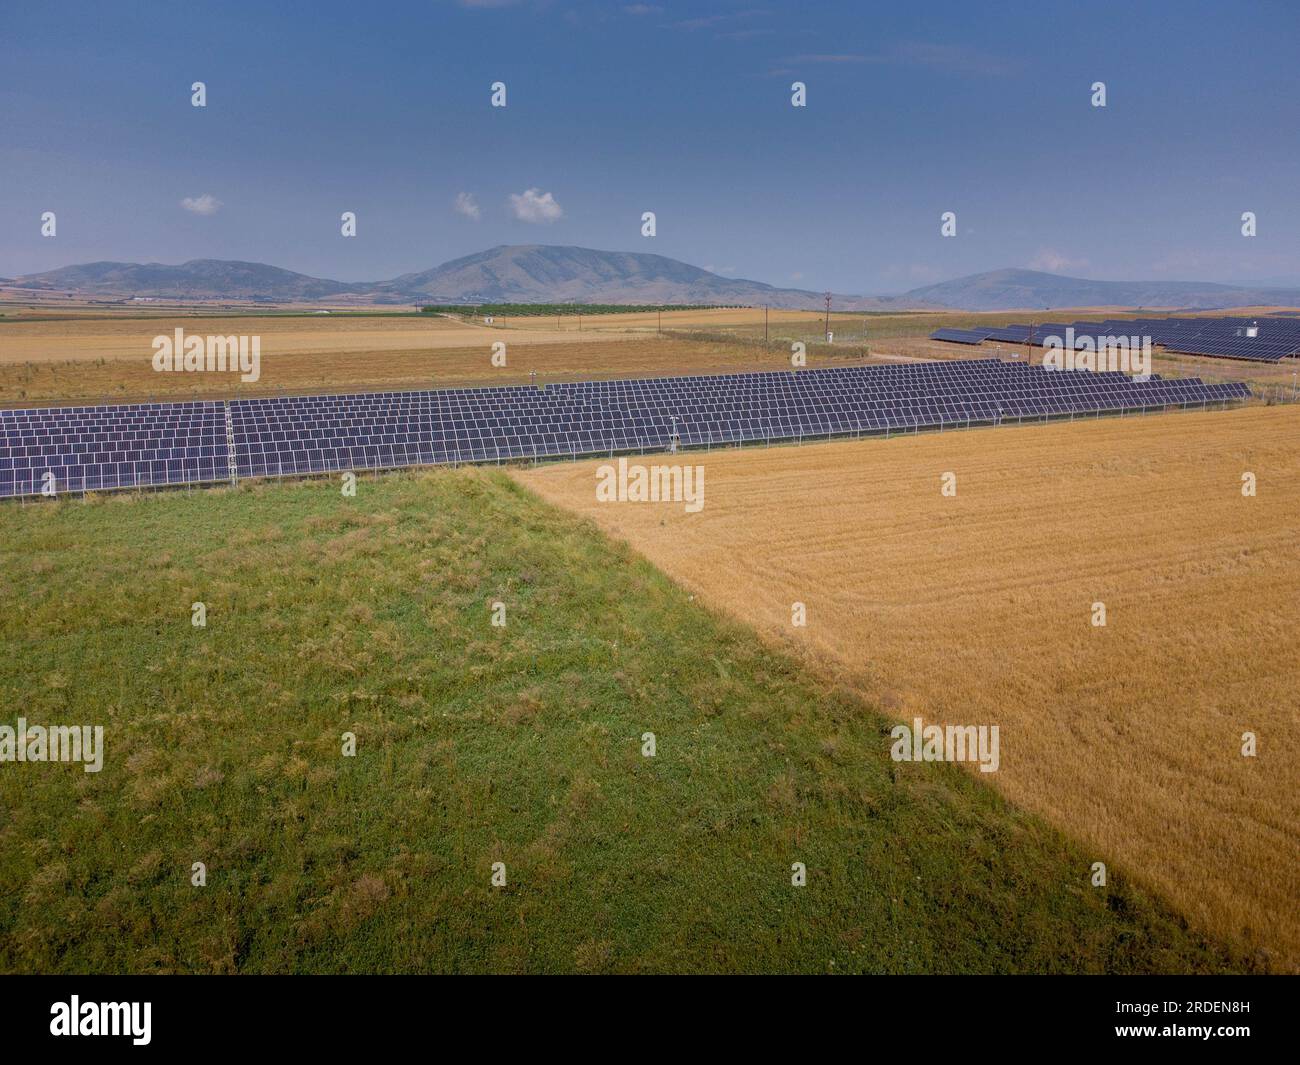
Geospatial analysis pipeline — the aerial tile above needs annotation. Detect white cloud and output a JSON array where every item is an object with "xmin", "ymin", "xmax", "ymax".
[
  {"xmin": 180, "ymin": 194, "xmax": 222, "ymax": 216},
  {"xmin": 781, "ymin": 43, "xmax": 1008, "ymax": 78},
  {"xmin": 889, "ymin": 42, "xmax": 1009, "ymax": 77},
  {"xmin": 671, "ymin": 10, "xmax": 762, "ymax": 31},
  {"xmin": 508, "ymin": 187, "xmax": 563, "ymax": 224},
  {"xmin": 1029, "ymin": 249, "xmax": 1089, "ymax": 274},
  {"xmin": 454, "ymin": 192, "xmax": 481, "ymax": 220},
  {"xmin": 789, "ymin": 54, "xmax": 871, "ymax": 64}
]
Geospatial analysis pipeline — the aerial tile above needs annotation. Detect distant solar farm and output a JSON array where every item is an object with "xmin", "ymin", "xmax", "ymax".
[
  {"xmin": 0, "ymin": 358, "xmax": 1250, "ymax": 498},
  {"xmin": 931, "ymin": 314, "xmax": 1300, "ymax": 362}
]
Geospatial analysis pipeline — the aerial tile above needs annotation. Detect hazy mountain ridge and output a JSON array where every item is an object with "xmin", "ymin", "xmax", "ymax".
[
  {"xmin": 8, "ymin": 251, "xmax": 1299, "ymax": 311},
  {"xmin": 902, "ymin": 268, "xmax": 1300, "ymax": 311},
  {"xmin": 6, "ymin": 246, "xmax": 920, "ymax": 310},
  {"xmin": 9, "ymin": 259, "xmax": 370, "ymax": 302}
]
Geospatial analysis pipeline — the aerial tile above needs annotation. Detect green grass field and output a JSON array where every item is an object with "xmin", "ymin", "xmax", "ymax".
[{"xmin": 0, "ymin": 470, "xmax": 1253, "ymax": 973}]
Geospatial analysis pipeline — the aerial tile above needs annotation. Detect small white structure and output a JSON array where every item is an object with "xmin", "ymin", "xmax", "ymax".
[{"xmin": 825, "ymin": 331, "xmax": 833, "ymax": 343}]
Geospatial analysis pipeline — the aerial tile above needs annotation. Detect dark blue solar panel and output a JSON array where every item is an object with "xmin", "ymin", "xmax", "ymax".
[
  {"xmin": 930, "ymin": 328, "xmax": 993, "ymax": 344},
  {"xmin": 0, "ymin": 361, "xmax": 1254, "ymax": 499},
  {"xmin": 932, "ymin": 314, "xmax": 1300, "ymax": 361},
  {"xmin": 0, "ymin": 400, "xmax": 229, "ymax": 497}
]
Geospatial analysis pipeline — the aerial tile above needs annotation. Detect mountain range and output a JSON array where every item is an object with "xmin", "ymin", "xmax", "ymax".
[
  {"xmin": 904, "ymin": 268, "xmax": 1300, "ymax": 312},
  {"xmin": 7, "ymin": 245, "xmax": 1300, "ymax": 311},
  {"xmin": 5, "ymin": 246, "xmax": 904, "ymax": 311}
]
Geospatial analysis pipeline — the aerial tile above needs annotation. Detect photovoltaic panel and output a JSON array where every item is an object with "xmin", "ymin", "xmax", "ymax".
[
  {"xmin": 0, "ymin": 401, "xmax": 228, "ymax": 498},
  {"xmin": 930, "ymin": 328, "xmax": 993, "ymax": 344},
  {"xmin": 0, "ymin": 361, "xmax": 1252, "ymax": 500},
  {"xmin": 932, "ymin": 314, "xmax": 1300, "ymax": 361}
]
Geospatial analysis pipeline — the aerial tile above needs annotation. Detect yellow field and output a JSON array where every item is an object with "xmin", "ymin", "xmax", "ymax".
[
  {"xmin": 0, "ymin": 312, "xmax": 876, "ymax": 405},
  {"xmin": 0, "ymin": 338, "xmax": 877, "ymax": 406},
  {"xmin": 7, "ymin": 304, "xmax": 1295, "ymax": 404},
  {"xmin": 0, "ymin": 311, "xmax": 637, "ymax": 364},
  {"xmin": 518, "ymin": 406, "xmax": 1300, "ymax": 970},
  {"xmin": 485, "ymin": 307, "xmax": 838, "ymax": 333},
  {"xmin": 0, "ymin": 307, "xmax": 830, "ymax": 363}
]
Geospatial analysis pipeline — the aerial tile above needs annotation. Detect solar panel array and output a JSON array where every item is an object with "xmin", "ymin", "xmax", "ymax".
[
  {"xmin": 0, "ymin": 401, "xmax": 229, "ymax": 498},
  {"xmin": 929, "ymin": 327, "xmax": 993, "ymax": 345},
  {"xmin": 1, "ymin": 360, "xmax": 1251, "ymax": 498},
  {"xmin": 931, "ymin": 315, "xmax": 1300, "ymax": 362}
]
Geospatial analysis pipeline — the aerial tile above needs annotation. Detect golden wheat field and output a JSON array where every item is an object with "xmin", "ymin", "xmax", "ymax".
[
  {"xmin": 518, "ymin": 405, "xmax": 1300, "ymax": 971},
  {"xmin": 0, "ymin": 311, "xmax": 636, "ymax": 364},
  {"xmin": 486, "ymin": 307, "xmax": 837, "ymax": 333},
  {"xmin": 0, "ymin": 306, "xmax": 828, "ymax": 363},
  {"xmin": 8, "ymin": 304, "xmax": 1294, "ymax": 404},
  {"xmin": 0, "ymin": 315, "xmax": 876, "ymax": 405}
]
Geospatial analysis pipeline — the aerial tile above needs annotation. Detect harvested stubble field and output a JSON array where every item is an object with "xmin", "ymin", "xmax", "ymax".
[
  {"xmin": 7, "ymin": 303, "xmax": 1292, "ymax": 404},
  {"xmin": 470, "ymin": 307, "xmax": 835, "ymax": 334},
  {"xmin": 519, "ymin": 404, "xmax": 1300, "ymax": 971},
  {"xmin": 0, "ymin": 313, "xmax": 876, "ymax": 406}
]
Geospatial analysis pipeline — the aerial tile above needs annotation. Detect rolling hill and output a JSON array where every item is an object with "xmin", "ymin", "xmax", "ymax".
[
  {"xmin": 5, "ymin": 249, "xmax": 909, "ymax": 312},
  {"xmin": 374, "ymin": 244, "xmax": 900, "ymax": 308},
  {"xmin": 7, "ymin": 246, "xmax": 912, "ymax": 310},
  {"xmin": 901, "ymin": 268, "xmax": 1300, "ymax": 311},
  {"xmin": 9, "ymin": 251, "xmax": 1300, "ymax": 311},
  {"xmin": 7, "ymin": 259, "xmax": 369, "ymax": 302}
]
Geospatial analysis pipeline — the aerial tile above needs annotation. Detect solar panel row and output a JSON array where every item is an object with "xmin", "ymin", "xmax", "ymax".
[
  {"xmin": 0, "ymin": 401, "xmax": 228, "ymax": 497},
  {"xmin": 929, "ymin": 328, "xmax": 991, "ymax": 345},
  {"xmin": 931, "ymin": 315, "xmax": 1300, "ymax": 362},
  {"xmin": 0, "ymin": 360, "xmax": 1251, "ymax": 498}
]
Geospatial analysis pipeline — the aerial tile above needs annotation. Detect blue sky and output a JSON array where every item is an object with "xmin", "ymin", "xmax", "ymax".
[{"xmin": 3, "ymin": 0, "xmax": 1299, "ymax": 293}]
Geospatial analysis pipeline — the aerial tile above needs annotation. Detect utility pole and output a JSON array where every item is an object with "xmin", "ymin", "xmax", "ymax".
[
  {"xmin": 823, "ymin": 291, "xmax": 832, "ymax": 340},
  {"xmin": 764, "ymin": 304, "xmax": 769, "ymax": 345}
]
